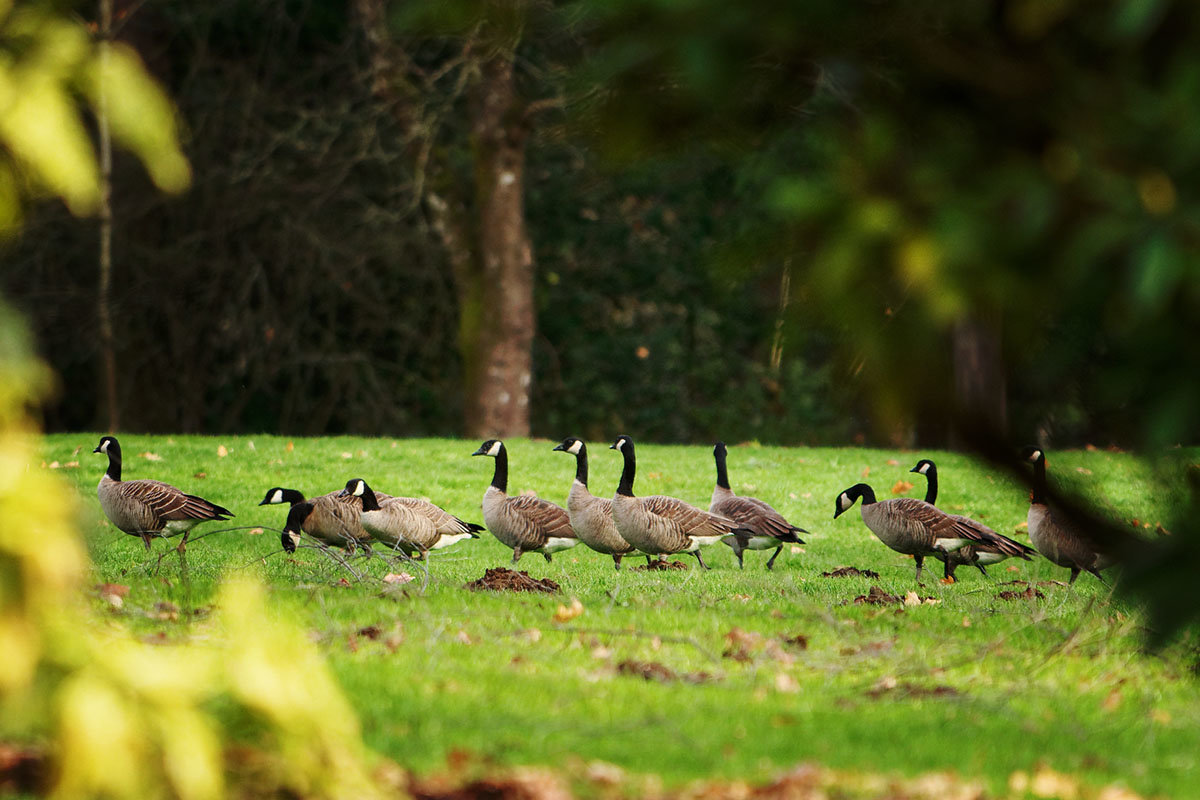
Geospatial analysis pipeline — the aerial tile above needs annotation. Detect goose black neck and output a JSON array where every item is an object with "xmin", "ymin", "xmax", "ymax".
[
  {"xmin": 714, "ymin": 447, "xmax": 730, "ymax": 490},
  {"xmin": 105, "ymin": 446, "xmax": 122, "ymax": 481},
  {"xmin": 857, "ymin": 484, "xmax": 877, "ymax": 506},
  {"xmin": 360, "ymin": 485, "xmax": 380, "ymax": 512},
  {"xmin": 491, "ymin": 444, "xmax": 508, "ymax": 492},
  {"xmin": 923, "ymin": 466, "xmax": 938, "ymax": 504},
  {"xmin": 616, "ymin": 442, "xmax": 636, "ymax": 497},
  {"xmin": 281, "ymin": 488, "xmax": 306, "ymax": 505},
  {"xmin": 574, "ymin": 444, "xmax": 589, "ymax": 487},
  {"xmin": 1030, "ymin": 455, "xmax": 1047, "ymax": 505},
  {"xmin": 285, "ymin": 501, "xmax": 312, "ymax": 532}
]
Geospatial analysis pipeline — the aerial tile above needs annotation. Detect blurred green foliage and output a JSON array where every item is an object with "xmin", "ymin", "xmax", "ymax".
[{"xmin": 569, "ymin": 0, "xmax": 1200, "ymax": 448}]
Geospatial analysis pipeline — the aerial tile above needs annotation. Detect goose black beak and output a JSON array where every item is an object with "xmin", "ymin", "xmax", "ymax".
[
  {"xmin": 552, "ymin": 443, "xmax": 566, "ymax": 452},
  {"xmin": 337, "ymin": 488, "xmax": 351, "ymax": 498},
  {"xmin": 258, "ymin": 498, "xmax": 271, "ymax": 506},
  {"xmin": 471, "ymin": 446, "xmax": 488, "ymax": 456},
  {"xmin": 909, "ymin": 466, "xmax": 920, "ymax": 473},
  {"xmin": 609, "ymin": 442, "xmax": 618, "ymax": 450},
  {"xmin": 92, "ymin": 446, "xmax": 102, "ymax": 454}
]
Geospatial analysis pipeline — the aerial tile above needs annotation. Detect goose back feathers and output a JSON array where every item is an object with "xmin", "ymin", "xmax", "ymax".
[
  {"xmin": 909, "ymin": 459, "xmax": 1035, "ymax": 580},
  {"xmin": 610, "ymin": 435, "xmax": 752, "ymax": 569},
  {"xmin": 340, "ymin": 479, "xmax": 481, "ymax": 555},
  {"xmin": 259, "ymin": 486, "xmax": 374, "ymax": 551},
  {"xmin": 554, "ymin": 437, "xmax": 635, "ymax": 569},
  {"xmin": 94, "ymin": 436, "xmax": 233, "ymax": 551},
  {"xmin": 834, "ymin": 482, "xmax": 1024, "ymax": 582},
  {"xmin": 710, "ymin": 442, "xmax": 807, "ymax": 569},
  {"xmin": 1023, "ymin": 447, "xmax": 1115, "ymax": 584},
  {"xmin": 473, "ymin": 440, "xmax": 577, "ymax": 563}
]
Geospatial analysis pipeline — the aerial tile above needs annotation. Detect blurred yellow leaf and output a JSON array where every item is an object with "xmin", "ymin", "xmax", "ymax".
[{"xmin": 553, "ymin": 597, "xmax": 584, "ymax": 623}]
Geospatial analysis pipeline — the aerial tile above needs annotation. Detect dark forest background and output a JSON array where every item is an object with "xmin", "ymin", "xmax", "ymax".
[{"xmin": 2, "ymin": 0, "xmax": 1197, "ymax": 452}]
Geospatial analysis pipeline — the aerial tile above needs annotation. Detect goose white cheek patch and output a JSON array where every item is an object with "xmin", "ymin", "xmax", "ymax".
[
  {"xmin": 568, "ymin": 441, "xmax": 583, "ymax": 455},
  {"xmin": 488, "ymin": 441, "xmax": 502, "ymax": 457},
  {"xmin": 839, "ymin": 493, "xmax": 852, "ymax": 511},
  {"xmin": 272, "ymin": 489, "xmax": 284, "ymax": 504}
]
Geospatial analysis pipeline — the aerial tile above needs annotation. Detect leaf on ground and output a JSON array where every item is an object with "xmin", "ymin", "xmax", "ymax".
[
  {"xmin": 773, "ymin": 672, "xmax": 800, "ymax": 693},
  {"xmin": 860, "ymin": 466, "xmax": 870, "ymax": 478},
  {"xmin": 1076, "ymin": 466, "xmax": 1093, "ymax": 475},
  {"xmin": 153, "ymin": 601, "xmax": 179, "ymax": 621},
  {"xmin": 780, "ymin": 633, "xmax": 808, "ymax": 650},
  {"xmin": 384, "ymin": 572, "xmax": 414, "ymax": 584},
  {"xmin": 139, "ymin": 451, "xmax": 162, "ymax": 461},
  {"xmin": 635, "ymin": 559, "xmax": 689, "ymax": 571},
  {"xmin": 723, "ymin": 627, "xmax": 764, "ymax": 661},
  {"xmin": 553, "ymin": 597, "xmax": 584, "ymax": 623},
  {"xmin": 194, "ymin": 472, "xmax": 207, "ymax": 479},
  {"xmin": 904, "ymin": 591, "xmax": 922, "ymax": 607},
  {"xmin": 357, "ymin": 625, "xmax": 382, "ymax": 640},
  {"xmin": 247, "ymin": 527, "xmax": 263, "ymax": 536},
  {"xmin": 854, "ymin": 586, "xmax": 901, "ymax": 606},
  {"xmin": 286, "ymin": 440, "xmax": 294, "ymax": 452},
  {"xmin": 341, "ymin": 452, "xmax": 353, "ymax": 459},
  {"xmin": 822, "ymin": 566, "xmax": 880, "ymax": 579},
  {"xmin": 886, "ymin": 459, "xmax": 899, "ymax": 466},
  {"xmin": 217, "ymin": 444, "xmax": 229, "ymax": 457},
  {"xmin": 455, "ymin": 630, "xmax": 472, "ymax": 645},
  {"xmin": 95, "ymin": 582, "xmax": 130, "ymax": 598},
  {"xmin": 891, "ymin": 479, "xmax": 914, "ymax": 494}
]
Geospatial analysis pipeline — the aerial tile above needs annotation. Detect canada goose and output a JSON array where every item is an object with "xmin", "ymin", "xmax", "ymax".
[
  {"xmin": 258, "ymin": 487, "xmax": 374, "ymax": 552},
  {"xmin": 471, "ymin": 440, "xmax": 578, "ymax": 563},
  {"xmin": 609, "ymin": 435, "xmax": 753, "ymax": 569},
  {"xmin": 93, "ymin": 435, "xmax": 233, "ymax": 551},
  {"xmin": 909, "ymin": 459, "xmax": 1035, "ymax": 581},
  {"xmin": 553, "ymin": 437, "xmax": 636, "ymax": 569},
  {"xmin": 1021, "ymin": 447, "xmax": 1115, "ymax": 584},
  {"xmin": 710, "ymin": 442, "xmax": 807, "ymax": 570},
  {"xmin": 833, "ymin": 482, "xmax": 1026, "ymax": 583},
  {"xmin": 339, "ymin": 478, "xmax": 481, "ymax": 556}
]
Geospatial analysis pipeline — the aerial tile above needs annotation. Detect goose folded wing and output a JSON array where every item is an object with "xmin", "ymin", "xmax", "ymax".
[
  {"xmin": 952, "ymin": 515, "xmax": 1036, "ymax": 559},
  {"xmin": 392, "ymin": 497, "xmax": 477, "ymax": 536},
  {"xmin": 642, "ymin": 496, "xmax": 735, "ymax": 537},
  {"xmin": 507, "ymin": 494, "xmax": 575, "ymax": 539},
  {"xmin": 126, "ymin": 480, "xmax": 230, "ymax": 521},
  {"xmin": 713, "ymin": 496, "xmax": 797, "ymax": 539}
]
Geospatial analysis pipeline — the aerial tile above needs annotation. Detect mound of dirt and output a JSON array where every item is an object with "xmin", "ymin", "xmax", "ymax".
[
  {"xmin": 822, "ymin": 566, "xmax": 881, "ymax": 579},
  {"xmin": 464, "ymin": 568, "xmax": 560, "ymax": 594},
  {"xmin": 634, "ymin": 559, "xmax": 689, "ymax": 571}
]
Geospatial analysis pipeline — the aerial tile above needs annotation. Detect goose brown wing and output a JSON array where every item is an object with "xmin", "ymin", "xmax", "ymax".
[
  {"xmin": 642, "ymin": 495, "xmax": 736, "ymax": 538},
  {"xmin": 951, "ymin": 514, "xmax": 1035, "ymax": 559},
  {"xmin": 507, "ymin": 494, "xmax": 576, "ymax": 540},
  {"xmin": 712, "ymin": 495, "xmax": 798, "ymax": 540},
  {"xmin": 392, "ymin": 497, "xmax": 478, "ymax": 536},
  {"xmin": 886, "ymin": 497, "xmax": 1000, "ymax": 547},
  {"xmin": 1044, "ymin": 506, "xmax": 1110, "ymax": 568},
  {"xmin": 125, "ymin": 479, "xmax": 231, "ymax": 522}
]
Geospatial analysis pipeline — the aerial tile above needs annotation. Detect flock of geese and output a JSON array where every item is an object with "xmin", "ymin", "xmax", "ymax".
[{"xmin": 91, "ymin": 435, "xmax": 1115, "ymax": 586}]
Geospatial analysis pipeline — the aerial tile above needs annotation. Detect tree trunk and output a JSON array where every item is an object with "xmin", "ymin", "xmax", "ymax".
[
  {"xmin": 460, "ymin": 53, "xmax": 534, "ymax": 438},
  {"xmin": 97, "ymin": 0, "xmax": 119, "ymax": 431},
  {"xmin": 353, "ymin": 0, "xmax": 535, "ymax": 438},
  {"xmin": 952, "ymin": 311, "xmax": 1006, "ymax": 444}
]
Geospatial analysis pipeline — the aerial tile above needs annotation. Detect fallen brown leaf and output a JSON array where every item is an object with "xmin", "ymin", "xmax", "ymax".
[
  {"xmin": 247, "ymin": 527, "xmax": 264, "ymax": 536},
  {"xmin": 139, "ymin": 452, "xmax": 162, "ymax": 461},
  {"xmin": 217, "ymin": 444, "xmax": 229, "ymax": 457},
  {"xmin": 553, "ymin": 597, "xmax": 584, "ymax": 623},
  {"xmin": 383, "ymin": 572, "xmax": 414, "ymax": 584},
  {"xmin": 891, "ymin": 479, "xmax": 915, "ymax": 495}
]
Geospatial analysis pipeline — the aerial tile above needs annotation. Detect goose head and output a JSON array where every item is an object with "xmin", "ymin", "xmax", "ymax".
[
  {"xmin": 553, "ymin": 437, "xmax": 584, "ymax": 455},
  {"xmin": 339, "ymin": 478, "xmax": 368, "ymax": 498},
  {"xmin": 93, "ymin": 435, "xmax": 120, "ymax": 456},
  {"xmin": 472, "ymin": 439, "xmax": 504, "ymax": 458},
  {"xmin": 910, "ymin": 459, "xmax": 935, "ymax": 475}
]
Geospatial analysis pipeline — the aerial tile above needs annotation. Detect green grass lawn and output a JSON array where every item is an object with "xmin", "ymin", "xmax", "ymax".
[{"xmin": 40, "ymin": 433, "xmax": 1200, "ymax": 797}]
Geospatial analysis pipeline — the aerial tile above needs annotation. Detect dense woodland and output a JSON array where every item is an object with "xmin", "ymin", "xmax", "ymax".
[{"xmin": 2, "ymin": 0, "xmax": 1197, "ymax": 453}]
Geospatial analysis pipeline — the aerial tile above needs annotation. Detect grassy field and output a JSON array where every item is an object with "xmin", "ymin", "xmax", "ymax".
[{"xmin": 39, "ymin": 433, "xmax": 1200, "ymax": 797}]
